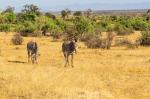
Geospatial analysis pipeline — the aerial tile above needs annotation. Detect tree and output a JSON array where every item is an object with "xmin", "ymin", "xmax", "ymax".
[
  {"xmin": 45, "ymin": 12, "xmax": 56, "ymax": 20},
  {"xmin": 73, "ymin": 11, "xmax": 82, "ymax": 17},
  {"xmin": 147, "ymin": 9, "xmax": 150, "ymax": 14},
  {"xmin": 61, "ymin": 9, "xmax": 71, "ymax": 20},
  {"xmin": 84, "ymin": 9, "xmax": 92, "ymax": 18},
  {"xmin": 22, "ymin": 4, "xmax": 41, "ymax": 16},
  {"xmin": 61, "ymin": 10, "xmax": 67, "ymax": 20},
  {"xmin": 2, "ymin": 6, "xmax": 15, "ymax": 14},
  {"xmin": 1, "ymin": 6, "xmax": 16, "ymax": 23},
  {"xmin": 65, "ymin": 8, "xmax": 71, "ymax": 18},
  {"xmin": 17, "ymin": 4, "xmax": 41, "ymax": 22}
]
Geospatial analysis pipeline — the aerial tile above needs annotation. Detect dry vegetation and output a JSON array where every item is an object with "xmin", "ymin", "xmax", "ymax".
[{"xmin": 0, "ymin": 32, "xmax": 150, "ymax": 99}]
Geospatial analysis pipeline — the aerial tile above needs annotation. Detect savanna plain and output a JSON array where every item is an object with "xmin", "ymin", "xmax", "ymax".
[{"xmin": 0, "ymin": 32, "xmax": 150, "ymax": 99}]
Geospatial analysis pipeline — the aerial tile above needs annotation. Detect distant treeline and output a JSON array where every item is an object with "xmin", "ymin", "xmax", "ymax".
[{"xmin": 0, "ymin": 4, "xmax": 150, "ymax": 47}]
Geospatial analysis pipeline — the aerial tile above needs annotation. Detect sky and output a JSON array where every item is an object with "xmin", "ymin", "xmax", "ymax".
[{"xmin": 0, "ymin": 0, "xmax": 150, "ymax": 12}]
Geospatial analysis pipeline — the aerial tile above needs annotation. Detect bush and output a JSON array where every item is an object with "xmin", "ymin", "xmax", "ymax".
[
  {"xmin": 119, "ymin": 18, "xmax": 132, "ymax": 28},
  {"xmin": 19, "ymin": 22, "xmax": 37, "ymax": 36},
  {"xmin": 141, "ymin": 31, "xmax": 150, "ymax": 45},
  {"xmin": 30, "ymin": 31, "xmax": 43, "ymax": 37},
  {"xmin": 0, "ymin": 24, "xmax": 11, "ymax": 32},
  {"xmin": 11, "ymin": 33, "xmax": 23, "ymax": 45},
  {"xmin": 127, "ymin": 43, "xmax": 138, "ymax": 49},
  {"xmin": 51, "ymin": 32, "xmax": 62, "ymax": 39},
  {"xmin": 105, "ymin": 31, "xmax": 114, "ymax": 49},
  {"xmin": 56, "ymin": 19, "xmax": 67, "ymax": 31},
  {"xmin": 84, "ymin": 33, "xmax": 102, "ymax": 48},
  {"xmin": 131, "ymin": 19, "xmax": 149, "ymax": 31},
  {"xmin": 4, "ymin": 12, "xmax": 16, "ymax": 23},
  {"xmin": 42, "ymin": 19, "xmax": 57, "ymax": 35},
  {"xmin": 114, "ymin": 24, "xmax": 133, "ymax": 35},
  {"xmin": 114, "ymin": 38, "xmax": 130, "ymax": 46},
  {"xmin": 51, "ymin": 27, "xmax": 63, "ymax": 39},
  {"xmin": 98, "ymin": 20, "xmax": 109, "ymax": 29},
  {"xmin": 18, "ymin": 13, "xmax": 37, "ymax": 22},
  {"xmin": 74, "ymin": 17, "xmax": 94, "ymax": 37},
  {"xmin": 36, "ymin": 16, "xmax": 57, "ymax": 36}
]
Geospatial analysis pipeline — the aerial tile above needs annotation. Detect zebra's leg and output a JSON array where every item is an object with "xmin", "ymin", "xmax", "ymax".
[
  {"xmin": 31, "ymin": 55, "xmax": 34, "ymax": 64},
  {"xmin": 28, "ymin": 51, "xmax": 31, "ymax": 63},
  {"xmin": 67, "ymin": 54, "xmax": 70, "ymax": 66},
  {"xmin": 71, "ymin": 54, "xmax": 74, "ymax": 67},
  {"xmin": 35, "ymin": 54, "xmax": 38, "ymax": 64},
  {"xmin": 64, "ymin": 53, "xmax": 67, "ymax": 67},
  {"xmin": 31, "ymin": 54, "xmax": 36, "ymax": 64}
]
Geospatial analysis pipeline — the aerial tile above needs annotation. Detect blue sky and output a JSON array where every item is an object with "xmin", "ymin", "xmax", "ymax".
[{"xmin": 0, "ymin": 0, "xmax": 150, "ymax": 11}]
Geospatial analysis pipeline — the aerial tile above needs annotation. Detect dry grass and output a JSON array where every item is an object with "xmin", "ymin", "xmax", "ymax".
[{"xmin": 0, "ymin": 32, "xmax": 150, "ymax": 99}]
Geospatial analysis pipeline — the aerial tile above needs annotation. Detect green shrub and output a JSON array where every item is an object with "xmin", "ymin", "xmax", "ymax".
[
  {"xmin": 11, "ymin": 33, "xmax": 23, "ymax": 45},
  {"xmin": 56, "ymin": 19, "xmax": 67, "ymax": 31},
  {"xmin": 114, "ymin": 24, "xmax": 133, "ymax": 35},
  {"xmin": 4, "ymin": 12, "xmax": 16, "ymax": 23},
  {"xmin": 51, "ymin": 27, "xmax": 63, "ymax": 39},
  {"xmin": 131, "ymin": 19, "xmax": 149, "ymax": 31},
  {"xmin": 19, "ymin": 21, "xmax": 37, "ymax": 36},
  {"xmin": 109, "ymin": 16, "xmax": 118, "ymax": 21},
  {"xmin": 0, "ymin": 24, "xmax": 11, "ymax": 32},
  {"xmin": 74, "ymin": 17, "xmax": 94, "ymax": 37},
  {"xmin": 18, "ymin": 13, "xmax": 37, "ymax": 22},
  {"xmin": 141, "ymin": 31, "xmax": 150, "ymax": 45},
  {"xmin": 99, "ymin": 20, "xmax": 109, "ymax": 29}
]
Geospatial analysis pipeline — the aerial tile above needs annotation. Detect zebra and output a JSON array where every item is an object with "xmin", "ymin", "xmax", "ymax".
[
  {"xmin": 62, "ymin": 39, "xmax": 77, "ymax": 67},
  {"xmin": 27, "ymin": 40, "xmax": 39, "ymax": 64}
]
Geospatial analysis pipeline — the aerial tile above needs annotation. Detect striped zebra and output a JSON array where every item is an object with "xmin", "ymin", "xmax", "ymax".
[
  {"xmin": 62, "ymin": 39, "xmax": 77, "ymax": 67},
  {"xmin": 27, "ymin": 40, "xmax": 39, "ymax": 64}
]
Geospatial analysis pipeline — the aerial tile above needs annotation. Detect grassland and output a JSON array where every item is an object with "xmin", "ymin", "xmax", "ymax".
[{"xmin": 0, "ymin": 32, "xmax": 150, "ymax": 99}]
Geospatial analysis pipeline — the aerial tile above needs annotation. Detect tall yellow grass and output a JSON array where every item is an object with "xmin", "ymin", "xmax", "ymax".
[{"xmin": 0, "ymin": 32, "xmax": 150, "ymax": 99}]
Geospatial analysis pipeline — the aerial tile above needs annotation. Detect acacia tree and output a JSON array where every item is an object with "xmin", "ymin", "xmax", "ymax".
[
  {"xmin": 1, "ymin": 6, "xmax": 16, "ymax": 23},
  {"xmin": 22, "ymin": 4, "xmax": 40, "ymax": 16},
  {"xmin": 61, "ymin": 9, "xmax": 71, "ymax": 20},
  {"xmin": 61, "ymin": 10, "xmax": 67, "ymax": 20},
  {"xmin": 2, "ymin": 6, "xmax": 15, "ymax": 14},
  {"xmin": 18, "ymin": 4, "xmax": 41, "ymax": 22},
  {"xmin": 84, "ymin": 9, "xmax": 92, "ymax": 18},
  {"xmin": 45, "ymin": 12, "xmax": 56, "ymax": 20},
  {"xmin": 147, "ymin": 9, "xmax": 150, "ymax": 14},
  {"xmin": 73, "ymin": 11, "xmax": 82, "ymax": 17},
  {"xmin": 66, "ymin": 9, "xmax": 71, "ymax": 18}
]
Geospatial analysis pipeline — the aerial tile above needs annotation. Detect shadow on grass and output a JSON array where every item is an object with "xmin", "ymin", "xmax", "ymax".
[{"xmin": 8, "ymin": 60, "xmax": 27, "ymax": 64}]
